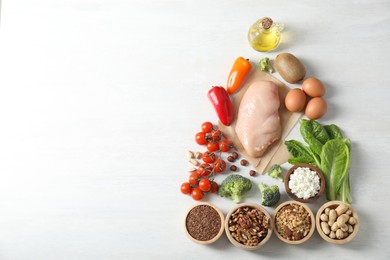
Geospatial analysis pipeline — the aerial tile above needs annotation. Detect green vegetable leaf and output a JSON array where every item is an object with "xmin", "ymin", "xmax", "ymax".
[
  {"xmin": 324, "ymin": 124, "xmax": 344, "ymax": 139},
  {"xmin": 320, "ymin": 139, "xmax": 350, "ymax": 201},
  {"xmin": 285, "ymin": 140, "xmax": 312, "ymax": 159},
  {"xmin": 339, "ymin": 172, "xmax": 352, "ymax": 204},
  {"xmin": 285, "ymin": 140, "xmax": 320, "ymax": 167},
  {"xmin": 339, "ymin": 138, "xmax": 352, "ymax": 203},
  {"xmin": 288, "ymin": 157, "xmax": 315, "ymax": 166},
  {"xmin": 343, "ymin": 138, "xmax": 352, "ymax": 153},
  {"xmin": 300, "ymin": 119, "xmax": 329, "ymax": 156}
]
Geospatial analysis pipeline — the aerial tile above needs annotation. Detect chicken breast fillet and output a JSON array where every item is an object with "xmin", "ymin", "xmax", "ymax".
[{"xmin": 235, "ymin": 81, "xmax": 281, "ymax": 158}]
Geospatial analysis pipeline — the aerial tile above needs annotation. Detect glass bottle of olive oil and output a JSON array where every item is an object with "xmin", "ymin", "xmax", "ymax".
[{"xmin": 248, "ymin": 17, "xmax": 284, "ymax": 52}]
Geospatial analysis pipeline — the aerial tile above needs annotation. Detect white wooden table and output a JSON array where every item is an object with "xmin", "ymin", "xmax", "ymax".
[{"xmin": 0, "ymin": 0, "xmax": 389, "ymax": 259}]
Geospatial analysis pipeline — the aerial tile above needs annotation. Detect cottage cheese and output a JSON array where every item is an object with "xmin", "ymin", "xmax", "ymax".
[{"xmin": 288, "ymin": 167, "xmax": 320, "ymax": 199}]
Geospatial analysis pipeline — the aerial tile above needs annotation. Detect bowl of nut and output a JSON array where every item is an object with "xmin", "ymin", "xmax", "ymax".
[
  {"xmin": 184, "ymin": 202, "xmax": 225, "ymax": 245},
  {"xmin": 316, "ymin": 201, "xmax": 359, "ymax": 244},
  {"xmin": 273, "ymin": 201, "xmax": 315, "ymax": 244},
  {"xmin": 284, "ymin": 163, "xmax": 325, "ymax": 203},
  {"xmin": 225, "ymin": 203, "xmax": 273, "ymax": 250}
]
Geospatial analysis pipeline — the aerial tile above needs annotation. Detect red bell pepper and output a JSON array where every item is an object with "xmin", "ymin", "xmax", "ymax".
[{"xmin": 207, "ymin": 86, "xmax": 233, "ymax": 126}]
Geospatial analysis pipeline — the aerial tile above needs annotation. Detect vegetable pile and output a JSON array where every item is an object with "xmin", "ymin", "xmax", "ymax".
[
  {"xmin": 207, "ymin": 57, "xmax": 252, "ymax": 126},
  {"xmin": 285, "ymin": 119, "xmax": 352, "ymax": 203},
  {"xmin": 180, "ymin": 17, "xmax": 360, "ymax": 246},
  {"xmin": 181, "ymin": 122, "xmax": 233, "ymax": 201},
  {"xmin": 180, "ymin": 121, "xmax": 265, "ymax": 201},
  {"xmin": 181, "ymin": 54, "xmax": 354, "ymax": 206}
]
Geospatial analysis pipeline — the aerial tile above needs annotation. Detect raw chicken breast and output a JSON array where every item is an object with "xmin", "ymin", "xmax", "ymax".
[{"xmin": 235, "ymin": 81, "xmax": 281, "ymax": 158}]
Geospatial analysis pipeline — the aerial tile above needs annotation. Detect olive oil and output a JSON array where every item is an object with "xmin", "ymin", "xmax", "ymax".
[{"xmin": 248, "ymin": 17, "xmax": 283, "ymax": 52}]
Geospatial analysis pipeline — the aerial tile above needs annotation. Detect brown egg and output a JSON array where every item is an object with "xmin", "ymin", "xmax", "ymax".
[
  {"xmin": 302, "ymin": 78, "xmax": 326, "ymax": 97},
  {"xmin": 305, "ymin": 97, "xmax": 327, "ymax": 119},
  {"xmin": 285, "ymin": 88, "xmax": 306, "ymax": 112}
]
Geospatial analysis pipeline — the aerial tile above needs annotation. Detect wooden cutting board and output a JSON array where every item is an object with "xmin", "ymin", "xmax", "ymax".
[{"xmin": 218, "ymin": 69, "xmax": 302, "ymax": 174}]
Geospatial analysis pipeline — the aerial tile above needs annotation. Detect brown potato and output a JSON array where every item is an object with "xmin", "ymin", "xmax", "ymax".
[{"xmin": 275, "ymin": 53, "xmax": 306, "ymax": 83}]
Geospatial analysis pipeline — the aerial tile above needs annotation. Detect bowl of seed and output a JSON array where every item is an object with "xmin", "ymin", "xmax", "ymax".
[
  {"xmin": 316, "ymin": 201, "xmax": 359, "ymax": 244},
  {"xmin": 225, "ymin": 203, "xmax": 273, "ymax": 250},
  {"xmin": 273, "ymin": 201, "xmax": 315, "ymax": 244},
  {"xmin": 184, "ymin": 202, "xmax": 225, "ymax": 244},
  {"xmin": 285, "ymin": 163, "xmax": 325, "ymax": 203}
]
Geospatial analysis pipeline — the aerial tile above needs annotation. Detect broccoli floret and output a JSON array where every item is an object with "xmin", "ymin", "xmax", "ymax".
[
  {"xmin": 218, "ymin": 174, "xmax": 252, "ymax": 203},
  {"xmin": 267, "ymin": 164, "xmax": 283, "ymax": 182},
  {"xmin": 258, "ymin": 57, "xmax": 274, "ymax": 73},
  {"xmin": 259, "ymin": 183, "xmax": 280, "ymax": 207}
]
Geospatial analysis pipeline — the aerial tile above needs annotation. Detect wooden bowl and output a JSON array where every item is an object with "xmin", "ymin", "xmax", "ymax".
[
  {"xmin": 184, "ymin": 202, "xmax": 225, "ymax": 244},
  {"xmin": 316, "ymin": 201, "xmax": 359, "ymax": 244},
  {"xmin": 273, "ymin": 201, "xmax": 315, "ymax": 244},
  {"xmin": 225, "ymin": 203, "xmax": 273, "ymax": 250},
  {"xmin": 284, "ymin": 163, "xmax": 325, "ymax": 203}
]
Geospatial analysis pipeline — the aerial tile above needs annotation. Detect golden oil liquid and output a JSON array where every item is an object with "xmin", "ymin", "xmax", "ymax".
[{"xmin": 248, "ymin": 25, "xmax": 281, "ymax": 52}]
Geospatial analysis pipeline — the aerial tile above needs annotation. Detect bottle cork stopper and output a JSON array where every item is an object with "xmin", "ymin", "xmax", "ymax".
[{"xmin": 261, "ymin": 17, "xmax": 273, "ymax": 29}]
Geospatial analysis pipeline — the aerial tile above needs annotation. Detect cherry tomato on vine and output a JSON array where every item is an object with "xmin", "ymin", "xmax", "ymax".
[
  {"xmin": 195, "ymin": 132, "xmax": 207, "ymax": 145},
  {"xmin": 207, "ymin": 142, "xmax": 219, "ymax": 152},
  {"xmin": 202, "ymin": 151, "xmax": 216, "ymax": 163},
  {"xmin": 198, "ymin": 163, "xmax": 212, "ymax": 177},
  {"xmin": 210, "ymin": 129, "xmax": 223, "ymax": 142},
  {"xmin": 201, "ymin": 122, "xmax": 214, "ymax": 133},
  {"xmin": 191, "ymin": 187, "xmax": 204, "ymax": 201},
  {"xmin": 189, "ymin": 172, "xmax": 199, "ymax": 185},
  {"xmin": 213, "ymin": 159, "xmax": 226, "ymax": 173},
  {"xmin": 219, "ymin": 139, "xmax": 233, "ymax": 152},
  {"xmin": 209, "ymin": 181, "xmax": 219, "ymax": 193},
  {"xmin": 199, "ymin": 178, "xmax": 211, "ymax": 192},
  {"xmin": 180, "ymin": 182, "xmax": 192, "ymax": 195}
]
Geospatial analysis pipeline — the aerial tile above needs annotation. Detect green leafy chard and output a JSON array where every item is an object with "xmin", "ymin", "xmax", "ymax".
[
  {"xmin": 324, "ymin": 124, "xmax": 344, "ymax": 139},
  {"xmin": 339, "ymin": 138, "xmax": 352, "ymax": 203},
  {"xmin": 288, "ymin": 157, "xmax": 315, "ymax": 165},
  {"xmin": 300, "ymin": 119, "xmax": 329, "ymax": 156},
  {"xmin": 320, "ymin": 139, "xmax": 350, "ymax": 201},
  {"xmin": 284, "ymin": 139, "xmax": 320, "ymax": 167},
  {"xmin": 339, "ymin": 172, "xmax": 352, "ymax": 204}
]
